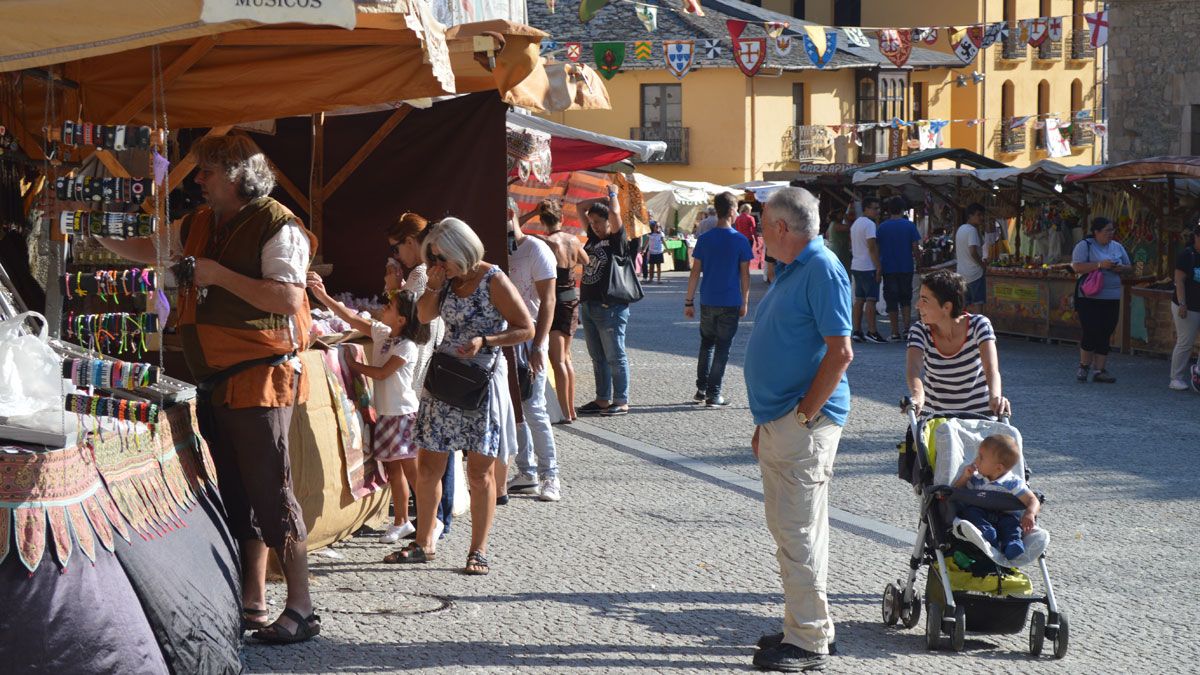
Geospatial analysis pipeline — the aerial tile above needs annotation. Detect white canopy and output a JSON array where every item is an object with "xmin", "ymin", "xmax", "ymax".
[
  {"xmin": 507, "ymin": 112, "xmax": 667, "ymax": 162},
  {"xmin": 642, "ymin": 178, "xmax": 735, "ymax": 231},
  {"xmin": 731, "ymin": 180, "xmax": 791, "ymax": 202},
  {"xmin": 852, "ymin": 160, "xmax": 1108, "ymax": 199}
]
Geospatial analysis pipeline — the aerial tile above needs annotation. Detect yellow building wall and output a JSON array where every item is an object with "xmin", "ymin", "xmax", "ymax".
[{"xmin": 747, "ymin": 69, "xmax": 858, "ymax": 178}]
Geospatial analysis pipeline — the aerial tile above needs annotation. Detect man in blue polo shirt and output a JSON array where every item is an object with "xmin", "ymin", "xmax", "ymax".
[
  {"xmin": 875, "ymin": 196, "xmax": 922, "ymax": 340},
  {"xmin": 744, "ymin": 187, "xmax": 853, "ymax": 673},
  {"xmin": 685, "ymin": 191, "xmax": 753, "ymax": 407}
]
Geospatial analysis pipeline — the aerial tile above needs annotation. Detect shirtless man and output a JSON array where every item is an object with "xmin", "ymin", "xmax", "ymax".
[{"xmin": 520, "ymin": 200, "xmax": 588, "ymax": 421}]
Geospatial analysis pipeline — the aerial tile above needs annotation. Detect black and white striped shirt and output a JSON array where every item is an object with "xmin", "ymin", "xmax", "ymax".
[{"xmin": 908, "ymin": 315, "xmax": 996, "ymax": 414}]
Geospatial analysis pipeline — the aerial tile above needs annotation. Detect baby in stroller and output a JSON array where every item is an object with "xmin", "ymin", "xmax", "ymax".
[{"xmin": 951, "ymin": 435, "xmax": 1041, "ymax": 561}]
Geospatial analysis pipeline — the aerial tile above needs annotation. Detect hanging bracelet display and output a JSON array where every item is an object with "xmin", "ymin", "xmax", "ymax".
[
  {"xmin": 62, "ymin": 268, "xmax": 157, "ymax": 300},
  {"xmin": 65, "ymin": 393, "xmax": 159, "ymax": 427},
  {"xmin": 63, "ymin": 312, "xmax": 159, "ymax": 355},
  {"xmin": 59, "ymin": 210, "xmax": 157, "ymax": 239},
  {"xmin": 55, "ymin": 175, "xmax": 154, "ymax": 205},
  {"xmin": 62, "ymin": 357, "xmax": 160, "ymax": 389}
]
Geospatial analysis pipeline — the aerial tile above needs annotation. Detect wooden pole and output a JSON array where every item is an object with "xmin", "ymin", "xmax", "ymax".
[{"xmin": 310, "ymin": 113, "xmax": 325, "ymax": 253}]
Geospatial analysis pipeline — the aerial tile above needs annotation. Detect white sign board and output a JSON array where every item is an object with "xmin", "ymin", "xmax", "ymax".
[{"xmin": 201, "ymin": 0, "xmax": 357, "ymax": 30}]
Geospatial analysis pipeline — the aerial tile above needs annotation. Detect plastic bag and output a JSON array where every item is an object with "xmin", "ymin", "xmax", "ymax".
[{"xmin": 0, "ymin": 312, "xmax": 63, "ymax": 419}]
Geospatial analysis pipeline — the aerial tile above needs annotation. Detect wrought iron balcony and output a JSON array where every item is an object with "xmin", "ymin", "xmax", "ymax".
[
  {"xmin": 1070, "ymin": 30, "xmax": 1096, "ymax": 60},
  {"xmin": 630, "ymin": 126, "xmax": 689, "ymax": 164},
  {"xmin": 1000, "ymin": 122, "xmax": 1027, "ymax": 153},
  {"xmin": 999, "ymin": 33, "xmax": 1027, "ymax": 62},
  {"xmin": 783, "ymin": 125, "xmax": 834, "ymax": 162},
  {"xmin": 1071, "ymin": 111, "xmax": 1095, "ymax": 145}
]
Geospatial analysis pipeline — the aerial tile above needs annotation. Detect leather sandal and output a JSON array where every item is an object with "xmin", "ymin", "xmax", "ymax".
[
  {"xmin": 383, "ymin": 541, "xmax": 435, "ymax": 564},
  {"xmin": 251, "ymin": 608, "xmax": 321, "ymax": 644},
  {"xmin": 464, "ymin": 550, "xmax": 490, "ymax": 576},
  {"xmin": 242, "ymin": 606, "xmax": 271, "ymax": 632}
]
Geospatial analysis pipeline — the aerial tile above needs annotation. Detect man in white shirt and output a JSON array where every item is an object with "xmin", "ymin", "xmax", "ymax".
[
  {"xmin": 503, "ymin": 202, "xmax": 563, "ymax": 502},
  {"xmin": 848, "ymin": 197, "xmax": 885, "ymax": 343},
  {"xmin": 956, "ymin": 203, "xmax": 988, "ymax": 313}
]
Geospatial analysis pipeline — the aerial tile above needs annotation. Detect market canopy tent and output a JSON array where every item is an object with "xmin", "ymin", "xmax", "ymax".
[
  {"xmin": 643, "ymin": 179, "xmax": 735, "ymax": 231},
  {"xmin": 507, "ymin": 112, "xmax": 666, "ymax": 171}
]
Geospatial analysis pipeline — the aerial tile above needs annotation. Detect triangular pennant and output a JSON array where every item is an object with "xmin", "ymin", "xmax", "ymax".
[
  {"xmin": 540, "ymin": 40, "xmax": 558, "ymax": 56},
  {"xmin": 1044, "ymin": 118, "xmax": 1072, "ymax": 158},
  {"xmin": 766, "ymin": 21, "xmax": 790, "ymax": 40},
  {"xmin": 726, "ymin": 19, "xmax": 748, "ymax": 42},
  {"xmin": 633, "ymin": 40, "xmax": 653, "ymax": 61},
  {"xmin": 681, "ymin": 0, "xmax": 704, "ymax": 16},
  {"xmin": 842, "ymin": 27, "xmax": 869, "ymax": 48},
  {"xmin": 545, "ymin": 0, "xmax": 555, "ymax": 13},
  {"xmin": 1027, "ymin": 17, "xmax": 1048, "ymax": 46},
  {"xmin": 733, "ymin": 37, "xmax": 767, "ymax": 77},
  {"xmin": 1047, "ymin": 17, "xmax": 1063, "ymax": 42},
  {"xmin": 635, "ymin": 5, "xmax": 657, "ymax": 32},
  {"xmin": 701, "ymin": 38, "xmax": 723, "ymax": 59},
  {"xmin": 803, "ymin": 30, "xmax": 837, "ymax": 69},
  {"xmin": 1085, "ymin": 11, "xmax": 1109, "ymax": 47},
  {"xmin": 663, "ymin": 40, "xmax": 696, "ymax": 79},
  {"xmin": 593, "ymin": 42, "xmax": 625, "ymax": 80},
  {"xmin": 802, "ymin": 26, "xmax": 827, "ymax": 59},
  {"xmin": 773, "ymin": 35, "xmax": 794, "ymax": 57},
  {"xmin": 912, "ymin": 27, "xmax": 938, "ymax": 45},
  {"xmin": 565, "ymin": 42, "xmax": 582, "ymax": 62},
  {"xmin": 1010, "ymin": 115, "xmax": 1032, "ymax": 129},
  {"xmin": 578, "ymin": 0, "xmax": 610, "ymax": 23},
  {"xmin": 877, "ymin": 29, "xmax": 912, "ymax": 68}
]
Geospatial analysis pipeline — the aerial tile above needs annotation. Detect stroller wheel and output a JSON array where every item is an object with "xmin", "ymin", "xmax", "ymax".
[
  {"xmin": 900, "ymin": 591, "xmax": 922, "ymax": 629},
  {"xmin": 950, "ymin": 605, "xmax": 967, "ymax": 652},
  {"xmin": 924, "ymin": 602, "xmax": 943, "ymax": 651},
  {"xmin": 1052, "ymin": 613, "xmax": 1069, "ymax": 659},
  {"xmin": 1029, "ymin": 611, "xmax": 1046, "ymax": 656},
  {"xmin": 882, "ymin": 584, "xmax": 900, "ymax": 626}
]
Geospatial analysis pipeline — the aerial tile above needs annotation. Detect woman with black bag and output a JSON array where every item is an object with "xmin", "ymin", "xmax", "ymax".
[
  {"xmin": 386, "ymin": 218, "xmax": 532, "ymax": 576},
  {"xmin": 577, "ymin": 186, "xmax": 641, "ymax": 417}
]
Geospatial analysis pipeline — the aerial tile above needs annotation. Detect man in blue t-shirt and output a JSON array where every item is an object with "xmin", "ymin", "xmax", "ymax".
[
  {"xmin": 743, "ymin": 187, "xmax": 853, "ymax": 673},
  {"xmin": 874, "ymin": 196, "xmax": 922, "ymax": 340},
  {"xmin": 685, "ymin": 191, "xmax": 753, "ymax": 407}
]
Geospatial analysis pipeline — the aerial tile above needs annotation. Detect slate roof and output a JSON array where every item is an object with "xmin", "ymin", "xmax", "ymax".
[{"xmin": 526, "ymin": 0, "xmax": 963, "ymax": 72}]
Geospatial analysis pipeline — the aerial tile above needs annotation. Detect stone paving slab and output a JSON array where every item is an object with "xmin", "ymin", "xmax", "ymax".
[{"xmin": 245, "ymin": 271, "xmax": 1200, "ymax": 673}]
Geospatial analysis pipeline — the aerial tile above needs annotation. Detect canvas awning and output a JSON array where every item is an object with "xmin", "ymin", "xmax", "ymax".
[
  {"xmin": 1, "ymin": 2, "xmax": 604, "ymax": 153},
  {"xmin": 507, "ymin": 112, "xmax": 665, "ymax": 165},
  {"xmin": 1067, "ymin": 156, "xmax": 1200, "ymax": 182}
]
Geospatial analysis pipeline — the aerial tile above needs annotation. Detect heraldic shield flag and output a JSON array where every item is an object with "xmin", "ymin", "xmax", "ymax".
[
  {"xmin": 594, "ymin": 42, "xmax": 625, "ymax": 80},
  {"xmin": 878, "ymin": 29, "xmax": 912, "ymax": 68},
  {"xmin": 734, "ymin": 37, "xmax": 766, "ymax": 77},
  {"xmin": 664, "ymin": 40, "xmax": 696, "ymax": 79}
]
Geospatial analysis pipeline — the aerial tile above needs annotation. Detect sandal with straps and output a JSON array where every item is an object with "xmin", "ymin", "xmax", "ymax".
[
  {"xmin": 242, "ymin": 606, "xmax": 271, "ymax": 632},
  {"xmin": 383, "ymin": 541, "xmax": 435, "ymax": 564},
  {"xmin": 464, "ymin": 550, "xmax": 490, "ymax": 576},
  {"xmin": 251, "ymin": 608, "xmax": 321, "ymax": 645}
]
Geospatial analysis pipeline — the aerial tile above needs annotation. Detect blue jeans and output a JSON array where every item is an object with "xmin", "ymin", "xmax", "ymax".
[
  {"xmin": 961, "ymin": 505, "xmax": 1020, "ymax": 551},
  {"xmin": 966, "ymin": 276, "xmax": 987, "ymax": 306},
  {"xmin": 516, "ymin": 366, "xmax": 558, "ymax": 480},
  {"xmin": 696, "ymin": 305, "xmax": 740, "ymax": 399},
  {"xmin": 581, "ymin": 301, "xmax": 630, "ymax": 404}
]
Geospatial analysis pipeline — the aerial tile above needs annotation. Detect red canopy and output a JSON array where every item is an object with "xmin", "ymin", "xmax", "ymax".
[{"xmin": 548, "ymin": 137, "xmax": 634, "ymax": 172}]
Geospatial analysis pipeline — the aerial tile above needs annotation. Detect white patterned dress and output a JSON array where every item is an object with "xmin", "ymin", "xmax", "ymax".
[{"xmin": 413, "ymin": 266, "xmax": 515, "ymax": 458}]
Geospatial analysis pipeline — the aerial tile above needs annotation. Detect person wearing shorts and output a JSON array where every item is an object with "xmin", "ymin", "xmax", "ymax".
[
  {"xmin": 849, "ymin": 197, "xmax": 884, "ymax": 343},
  {"xmin": 956, "ymin": 204, "xmax": 988, "ymax": 314},
  {"xmin": 875, "ymin": 196, "xmax": 922, "ymax": 340}
]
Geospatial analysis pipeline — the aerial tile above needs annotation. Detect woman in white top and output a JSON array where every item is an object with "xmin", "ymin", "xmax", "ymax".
[
  {"xmin": 907, "ymin": 269, "xmax": 1010, "ymax": 417},
  {"xmin": 386, "ymin": 213, "xmax": 445, "ymax": 389}
]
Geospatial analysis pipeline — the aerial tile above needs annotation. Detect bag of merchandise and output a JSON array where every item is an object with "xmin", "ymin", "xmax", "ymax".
[{"xmin": 0, "ymin": 312, "xmax": 62, "ymax": 419}]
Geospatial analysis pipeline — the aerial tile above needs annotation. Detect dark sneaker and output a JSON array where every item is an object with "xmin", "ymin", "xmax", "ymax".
[
  {"xmin": 1076, "ymin": 365, "xmax": 1089, "ymax": 382},
  {"xmin": 757, "ymin": 634, "xmax": 837, "ymax": 656},
  {"xmin": 752, "ymin": 643, "xmax": 828, "ymax": 672},
  {"xmin": 578, "ymin": 401, "xmax": 609, "ymax": 415},
  {"xmin": 506, "ymin": 473, "xmax": 538, "ymax": 495},
  {"xmin": 866, "ymin": 332, "xmax": 887, "ymax": 344},
  {"xmin": 706, "ymin": 396, "xmax": 730, "ymax": 408},
  {"xmin": 600, "ymin": 405, "xmax": 629, "ymax": 417},
  {"xmin": 852, "ymin": 331, "xmax": 865, "ymax": 343},
  {"xmin": 889, "ymin": 334, "xmax": 903, "ymax": 342},
  {"xmin": 692, "ymin": 389, "xmax": 707, "ymax": 403},
  {"xmin": 495, "ymin": 494, "xmax": 509, "ymax": 506},
  {"xmin": 1092, "ymin": 369, "xmax": 1116, "ymax": 383}
]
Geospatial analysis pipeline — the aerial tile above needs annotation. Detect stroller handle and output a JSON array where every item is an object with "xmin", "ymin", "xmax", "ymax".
[{"xmin": 900, "ymin": 396, "xmax": 1011, "ymax": 435}]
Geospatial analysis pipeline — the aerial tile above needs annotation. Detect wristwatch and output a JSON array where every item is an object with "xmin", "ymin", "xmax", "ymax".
[{"xmin": 796, "ymin": 408, "xmax": 810, "ymax": 426}]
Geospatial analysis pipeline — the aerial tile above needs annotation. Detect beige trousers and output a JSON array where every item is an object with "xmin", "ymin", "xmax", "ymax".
[{"xmin": 757, "ymin": 410, "xmax": 843, "ymax": 654}]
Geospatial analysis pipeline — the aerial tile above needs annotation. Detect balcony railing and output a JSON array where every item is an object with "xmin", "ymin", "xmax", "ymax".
[
  {"xmin": 1000, "ymin": 122, "xmax": 1027, "ymax": 153},
  {"xmin": 783, "ymin": 125, "xmax": 834, "ymax": 162},
  {"xmin": 999, "ymin": 33, "xmax": 1027, "ymax": 62},
  {"xmin": 1071, "ymin": 111, "xmax": 1095, "ymax": 146},
  {"xmin": 1037, "ymin": 37, "xmax": 1063, "ymax": 61},
  {"xmin": 1070, "ymin": 30, "xmax": 1096, "ymax": 60},
  {"xmin": 630, "ymin": 126, "xmax": 689, "ymax": 164}
]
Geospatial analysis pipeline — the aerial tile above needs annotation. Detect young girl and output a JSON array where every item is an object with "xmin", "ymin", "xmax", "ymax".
[
  {"xmin": 642, "ymin": 221, "xmax": 667, "ymax": 283},
  {"xmin": 307, "ymin": 273, "xmax": 432, "ymax": 543}
]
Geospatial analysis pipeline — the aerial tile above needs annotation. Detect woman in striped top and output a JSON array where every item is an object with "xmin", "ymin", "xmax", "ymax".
[{"xmin": 906, "ymin": 270, "xmax": 1010, "ymax": 416}]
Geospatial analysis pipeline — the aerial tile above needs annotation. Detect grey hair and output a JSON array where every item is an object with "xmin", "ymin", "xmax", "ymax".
[
  {"xmin": 192, "ymin": 135, "xmax": 276, "ymax": 200},
  {"xmin": 424, "ymin": 217, "xmax": 485, "ymax": 270},
  {"xmin": 766, "ymin": 187, "xmax": 820, "ymax": 238}
]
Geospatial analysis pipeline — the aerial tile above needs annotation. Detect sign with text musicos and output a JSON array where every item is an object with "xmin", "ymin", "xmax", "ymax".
[{"xmin": 201, "ymin": 0, "xmax": 357, "ymax": 29}]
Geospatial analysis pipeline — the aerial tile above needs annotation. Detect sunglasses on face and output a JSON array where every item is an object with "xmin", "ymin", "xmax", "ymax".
[{"xmin": 428, "ymin": 252, "xmax": 448, "ymax": 264}]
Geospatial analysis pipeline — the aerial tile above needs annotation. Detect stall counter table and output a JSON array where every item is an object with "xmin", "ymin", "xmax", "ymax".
[{"xmin": 1128, "ymin": 286, "xmax": 1200, "ymax": 358}]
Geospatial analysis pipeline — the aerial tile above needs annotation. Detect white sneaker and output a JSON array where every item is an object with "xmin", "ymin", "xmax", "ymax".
[
  {"xmin": 507, "ymin": 472, "xmax": 539, "ymax": 495},
  {"xmin": 380, "ymin": 521, "xmax": 415, "ymax": 544},
  {"xmin": 1169, "ymin": 379, "xmax": 1191, "ymax": 391},
  {"xmin": 538, "ymin": 478, "xmax": 561, "ymax": 502},
  {"xmin": 433, "ymin": 518, "xmax": 445, "ymax": 541}
]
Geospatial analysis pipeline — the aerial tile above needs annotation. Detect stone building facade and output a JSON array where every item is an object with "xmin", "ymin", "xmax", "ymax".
[{"xmin": 1107, "ymin": 0, "xmax": 1200, "ymax": 160}]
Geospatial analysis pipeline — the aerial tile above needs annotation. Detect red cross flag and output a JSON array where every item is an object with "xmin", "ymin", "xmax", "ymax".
[{"xmin": 1085, "ymin": 11, "xmax": 1109, "ymax": 48}]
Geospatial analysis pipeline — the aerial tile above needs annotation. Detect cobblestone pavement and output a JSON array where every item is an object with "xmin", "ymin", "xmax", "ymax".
[{"xmin": 247, "ymin": 270, "xmax": 1200, "ymax": 673}]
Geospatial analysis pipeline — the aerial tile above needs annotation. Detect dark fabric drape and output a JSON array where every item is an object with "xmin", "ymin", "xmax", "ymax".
[{"xmin": 254, "ymin": 92, "xmax": 510, "ymax": 296}]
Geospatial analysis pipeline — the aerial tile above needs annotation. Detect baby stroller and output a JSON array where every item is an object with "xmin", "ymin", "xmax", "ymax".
[{"xmin": 880, "ymin": 399, "xmax": 1069, "ymax": 658}]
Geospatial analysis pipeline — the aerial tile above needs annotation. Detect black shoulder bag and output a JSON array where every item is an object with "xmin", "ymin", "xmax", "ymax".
[
  {"xmin": 422, "ymin": 282, "xmax": 500, "ymax": 410},
  {"xmin": 605, "ymin": 236, "xmax": 645, "ymax": 305}
]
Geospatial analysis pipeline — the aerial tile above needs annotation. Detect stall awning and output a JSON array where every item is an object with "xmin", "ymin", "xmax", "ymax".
[
  {"xmin": 507, "ymin": 112, "xmax": 666, "ymax": 166},
  {"xmin": 1067, "ymin": 156, "xmax": 1200, "ymax": 182},
  {"xmin": 2, "ymin": 3, "xmax": 585, "ymax": 132}
]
